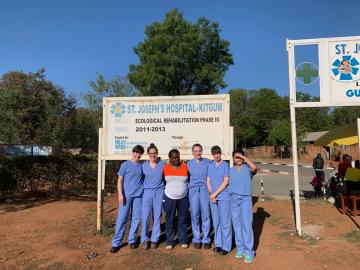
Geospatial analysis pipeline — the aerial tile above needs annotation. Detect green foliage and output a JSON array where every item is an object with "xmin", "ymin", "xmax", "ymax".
[
  {"xmin": 0, "ymin": 155, "xmax": 119, "ymax": 198},
  {"xmin": 83, "ymin": 74, "xmax": 137, "ymax": 129},
  {"xmin": 296, "ymin": 92, "xmax": 332, "ymax": 132},
  {"xmin": 0, "ymin": 69, "xmax": 75, "ymax": 148},
  {"xmin": 128, "ymin": 9, "xmax": 233, "ymax": 96},
  {"xmin": 268, "ymin": 119, "xmax": 292, "ymax": 147},
  {"xmin": 332, "ymin": 106, "xmax": 360, "ymax": 126}
]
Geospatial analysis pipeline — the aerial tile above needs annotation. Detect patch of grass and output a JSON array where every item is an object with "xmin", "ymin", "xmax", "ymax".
[
  {"xmin": 98, "ymin": 218, "xmax": 114, "ymax": 238},
  {"xmin": 342, "ymin": 229, "xmax": 360, "ymax": 242},
  {"xmin": 88, "ymin": 207, "xmax": 96, "ymax": 216},
  {"xmin": 43, "ymin": 262, "xmax": 66, "ymax": 270},
  {"xmin": 261, "ymin": 196, "xmax": 274, "ymax": 202},
  {"xmin": 124, "ymin": 250, "xmax": 202, "ymax": 270},
  {"xmin": 303, "ymin": 198, "xmax": 327, "ymax": 205},
  {"xmin": 299, "ymin": 232, "xmax": 318, "ymax": 245},
  {"xmin": 324, "ymin": 221, "xmax": 335, "ymax": 228}
]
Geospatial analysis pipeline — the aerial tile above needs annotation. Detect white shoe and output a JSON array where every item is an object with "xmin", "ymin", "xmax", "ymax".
[
  {"xmin": 181, "ymin": 244, "xmax": 188, "ymax": 249},
  {"xmin": 166, "ymin": 245, "xmax": 173, "ymax": 250}
]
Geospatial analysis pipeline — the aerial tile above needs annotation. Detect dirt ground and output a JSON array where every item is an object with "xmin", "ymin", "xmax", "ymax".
[{"xmin": 0, "ymin": 195, "xmax": 359, "ymax": 270}]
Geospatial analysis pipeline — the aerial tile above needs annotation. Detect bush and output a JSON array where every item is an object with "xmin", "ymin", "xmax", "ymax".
[{"xmin": 0, "ymin": 155, "xmax": 120, "ymax": 198}]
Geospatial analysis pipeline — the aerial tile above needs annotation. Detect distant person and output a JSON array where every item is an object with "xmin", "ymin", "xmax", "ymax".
[
  {"xmin": 140, "ymin": 143, "xmax": 165, "ymax": 249},
  {"xmin": 338, "ymin": 154, "xmax": 352, "ymax": 180},
  {"xmin": 312, "ymin": 153, "xmax": 324, "ymax": 197},
  {"xmin": 110, "ymin": 145, "xmax": 144, "ymax": 253},
  {"xmin": 207, "ymin": 145, "xmax": 231, "ymax": 255},
  {"xmin": 163, "ymin": 149, "xmax": 189, "ymax": 250},
  {"xmin": 229, "ymin": 149, "xmax": 257, "ymax": 263},
  {"xmin": 187, "ymin": 144, "xmax": 211, "ymax": 249}
]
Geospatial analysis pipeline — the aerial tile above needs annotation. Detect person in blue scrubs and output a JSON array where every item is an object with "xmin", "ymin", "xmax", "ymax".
[
  {"xmin": 187, "ymin": 143, "xmax": 211, "ymax": 249},
  {"xmin": 229, "ymin": 149, "xmax": 257, "ymax": 263},
  {"xmin": 207, "ymin": 145, "xmax": 231, "ymax": 255},
  {"xmin": 140, "ymin": 143, "xmax": 165, "ymax": 250},
  {"xmin": 110, "ymin": 145, "xmax": 144, "ymax": 253}
]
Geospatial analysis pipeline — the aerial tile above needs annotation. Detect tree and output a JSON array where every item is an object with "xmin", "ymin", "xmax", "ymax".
[
  {"xmin": 268, "ymin": 119, "xmax": 292, "ymax": 147},
  {"xmin": 247, "ymin": 88, "xmax": 290, "ymax": 145},
  {"xmin": 0, "ymin": 69, "xmax": 72, "ymax": 150},
  {"xmin": 83, "ymin": 74, "xmax": 137, "ymax": 129},
  {"xmin": 295, "ymin": 92, "xmax": 332, "ymax": 132},
  {"xmin": 128, "ymin": 9, "xmax": 233, "ymax": 96},
  {"xmin": 331, "ymin": 106, "xmax": 360, "ymax": 126}
]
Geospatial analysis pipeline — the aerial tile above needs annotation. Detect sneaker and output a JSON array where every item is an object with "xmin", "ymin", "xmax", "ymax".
[
  {"xmin": 220, "ymin": 249, "xmax": 229, "ymax": 256},
  {"xmin": 181, "ymin": 243, "xmax": 188, "ymax": 249},
  {"xmin": 194, "ymin": 243, "xmax": 201, "ymax": 249},
  {"xmin": 203, "ymin": 243, "xmax": 211, "ymax": 249},
  {"xmin": 129, "ymin": 243, "xmax": 138, "ymax": 249},
  {"xmin": 244, "ymin": 255, "xmax": 254, "ymax": 263},
  {"xmin": 142, "ymin": 241, "xmax": 150, "ymax": 250},
  {"xmin": 213, "ymin": 247, "xmax": 222, "ymax": 253},
  {"xmin": 166, "ymin": 245, "xmax": 173, "ymax": 250},
  {"xmin": 151, "ymin": 242, "xmax": 158, "ymax": 249},
  {"xmin": 235, "ymin": 251, "xmax": 245, "ymax": 259},
  {"xmin": 109, "ymin": 246, "xmax": 120, "ymax": 253}
]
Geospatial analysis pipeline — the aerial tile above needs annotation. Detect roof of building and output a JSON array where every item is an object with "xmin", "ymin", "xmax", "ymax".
[{"xmin": 302, "ymin": 131, "xmax": 329, "ymax": 142}]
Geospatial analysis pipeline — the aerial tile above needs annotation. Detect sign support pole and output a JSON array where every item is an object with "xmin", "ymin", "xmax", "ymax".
[
  {"xmin": 97, "ymin": 128, "xmax": 104, "ymax": 231},
  {"xmin": 287, "ymin": 39, "xmax": 302, "ymax": 236}
]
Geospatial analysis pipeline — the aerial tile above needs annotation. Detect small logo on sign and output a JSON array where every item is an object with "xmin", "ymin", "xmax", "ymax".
[
  {"xmin": 331, "ymin": 55, "xmax": 359, "ymax": 82},
  {"xmin": 110, "ymin": 103, "xmax": 126, "ymax": 117},
  {"xmin": 296, "ymin": 62, "xmax": 319, "ymax": 85}
]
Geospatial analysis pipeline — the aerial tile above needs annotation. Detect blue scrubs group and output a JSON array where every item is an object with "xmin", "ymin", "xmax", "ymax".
[
  {"xmin": 112, "ymin": 160, "xmax": 144, "ymax": 247},
  {"xmin": 229, "ymin": 164, "xmax": 255, "ymax": 257},
  {"xmin": 141, "ymin": 160, "xmax": 165, "ymax": 244},
  {"xmin": 187, "ymin": 158, "xmax": 211, "ymax": 244},
  {"xmin": 111, "ymin": 155, "xmax": 255, "ymax": 258},
  {"xmin": 207, "ymin": 160, "xmax": 232, "ymax": 252}
]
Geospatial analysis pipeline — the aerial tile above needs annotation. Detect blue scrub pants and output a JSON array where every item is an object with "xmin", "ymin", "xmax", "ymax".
[
  {"xmin": 111, "ymin": 196, "xmax": 142, "ymax": 247},
  {"xmin": 140, "ymin": 188, "xmax": 164, "ymax": 244},
  {"xmin": 163, "ymin": 193, "xmax": 189, "ymax": 245},
  {"xmin": 210, "ymin": 200, "xmax": 232, "ymax": 252},
  {"xmin": 230, "ymin": 194, "xmax": 254, "ymax": 257},
  {"xmin": 189, "ymin": 186, "xmax": 211, "ymax": 244}
]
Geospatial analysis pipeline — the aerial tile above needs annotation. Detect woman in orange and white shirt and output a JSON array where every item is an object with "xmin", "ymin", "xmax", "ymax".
[{"xmin": 163, "ymin": 149, "xmax": 189, "ymax": 250}]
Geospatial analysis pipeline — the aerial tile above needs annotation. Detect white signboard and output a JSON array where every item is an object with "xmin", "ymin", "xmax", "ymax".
[
  {"xmin": 288, "ymin": 36, "xmax": 360, "ymax": 107},
  {"xmin": 329, "ymin": 40, "xmax": 360, "ymax": 103},
  {"xmin": 102, "ymin": 94, "xmax": 232, "ymax": 160}
]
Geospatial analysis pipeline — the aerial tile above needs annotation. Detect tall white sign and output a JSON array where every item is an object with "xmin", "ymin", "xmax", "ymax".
[
  {"xmin": 329, "ymin": 40, "xmax": 360, "ymax": 104},
  {"xmin": 287, "ymin": 36, "xmax": 360, "ymax": 236},
  {"xmin": 288, "ymin": 36, "xmax": 360, "ymax": 107},
  {"xmin": 102, "ymin": 94, "xmax": 233, "ymax": 160}
]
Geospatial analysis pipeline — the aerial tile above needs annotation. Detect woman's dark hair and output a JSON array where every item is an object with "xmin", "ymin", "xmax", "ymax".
[
  {"xmin": 147, "ymin": 143, "xmax": 158, "ymax": 154},
  {"xmin": 168, "ymin": 149, "xmax": 180, "ymax": 159},
  {"xmin": 211, "ymin": 145, "xmax": 222, "ymax": 155},
  {"xmin": 192, "ymin": 143, "xmax": 203, "ymax": 151},
  {"xmin": 132, "ymin": 145, "xmax": 144, "ymax": 154},
  {"xmin": 232, "ymin": 148, "xmax": 245, "ymax": 157}
]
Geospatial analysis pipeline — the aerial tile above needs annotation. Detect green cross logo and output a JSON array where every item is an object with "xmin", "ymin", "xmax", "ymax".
[{"xmin": 296, "ymin": 62, "xmax": 319, "ymax": 85}]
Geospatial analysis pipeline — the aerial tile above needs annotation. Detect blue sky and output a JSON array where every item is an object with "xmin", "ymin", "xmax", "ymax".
[{"xmin": 0, "ymin": 0, "xmax": 359, "ymax": 104}]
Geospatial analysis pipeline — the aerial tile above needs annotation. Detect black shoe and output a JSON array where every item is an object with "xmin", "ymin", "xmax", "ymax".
[
  {"xmin": 110, "ymin": 246, "xmax": 120, "ymax": 253},
  {"xmin": 151, "ymin": 242, "xmax": 158, "ymax": 249},
  {"xmin": 194, "ymin": 242, "xmax": 201, "ymax": 249},
  {"xmin": 130, "ymin": 243, "xmax": 138, "ymax": 249},
  {"xmin": 220, "ymin": 249, "xmax": 229, "ymax": 256},
  {"xmin": 213, "ymin": 247, "xmax": 222, "ymax": 253},
  {"xmin": 203, "ymin": 243, "xmax": 211, "ymax": 249}
]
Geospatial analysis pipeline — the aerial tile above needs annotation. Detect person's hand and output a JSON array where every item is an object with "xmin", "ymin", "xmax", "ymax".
[
  {"xmin": 238, "ymin": 153, "xmax": 247, "ymax": 161},
  {"xmin": 210, "ymin": 192, "xmax": 217, "ymax": 201},
  {"xmin": 118, "ymin": 194, "xmax": 124, "ymax": 204}
]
